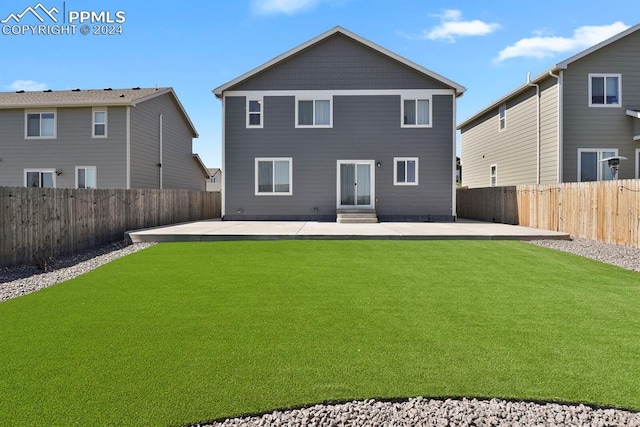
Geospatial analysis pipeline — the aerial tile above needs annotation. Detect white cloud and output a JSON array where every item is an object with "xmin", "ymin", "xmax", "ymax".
[
  {"xmin": 251, "ymin": 0, "xmax": 320, "ymax": 15},
  {"xmin": 6, "ymin": 80, "xmax": 48, "ymax": 91},
  {"xmin": 496, "ymin": 21, "xmax": 630, "ymax": 62},
  {"xmin": 422, "ymin": 9, "xmax": 500, "ymax": 42}
]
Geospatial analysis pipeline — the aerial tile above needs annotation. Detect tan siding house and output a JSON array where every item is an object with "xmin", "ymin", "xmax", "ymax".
[
  {"xmin": 0, "ymin": 87, "xmax": 208, "ymax": 190},
  {"xmin": 459, "ymin": 24, "xmax": 640, "ymax": 188}
]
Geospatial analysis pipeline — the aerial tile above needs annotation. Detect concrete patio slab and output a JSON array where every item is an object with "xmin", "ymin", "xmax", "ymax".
[{"xmin": 127, "ymin": 219, "xmax": 570, "ymax": 243}]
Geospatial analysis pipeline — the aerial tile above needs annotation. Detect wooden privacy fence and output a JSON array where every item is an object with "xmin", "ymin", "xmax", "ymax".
[
  {"xmin": 0, "ymin": 187, "xmax": 221, "ymax": 267},
  {"xmin": 457, "ymin": 179, "xmax": 640, "ymax": 248}
]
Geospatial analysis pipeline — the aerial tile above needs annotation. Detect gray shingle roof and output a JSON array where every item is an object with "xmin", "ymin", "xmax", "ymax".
[{"xmin": 0, "ymin": 87, "xmax": 170, "ymax": 108}]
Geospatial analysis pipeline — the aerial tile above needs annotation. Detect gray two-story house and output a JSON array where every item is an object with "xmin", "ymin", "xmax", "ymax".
[
  {"xmin": 459, "ymin": 23, "xmax": 640, "ymax": 188},
  {"xmin": 0, "ymin": 87, "xmax": 208, "ymax": 190},
  {"xmin": 214, "ymin": 26, "xmax": 465, "ymax": 222}
]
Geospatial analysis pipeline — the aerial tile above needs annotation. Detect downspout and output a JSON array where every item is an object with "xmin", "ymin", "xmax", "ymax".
[
  {"xmin": 548, "ymin": 70, "xmax": 563, "ymax": 182},
  {"xmin": 221, "ymin": 95, "xmax": 226, "ymax": 219},
  {"xmin": 126, "ymin": 106, "xmax": 131, "ymax": 189},
  {"xmin": 527, "ymin": 72, "xmax": 541, "ymax": 184},
  {"xmin": 159, "ymin": 113, "xmax": 163, "ymax": 189}
]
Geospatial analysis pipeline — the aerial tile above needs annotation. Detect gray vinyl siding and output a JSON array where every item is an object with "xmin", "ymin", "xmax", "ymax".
[
  {"xmin": 0, "ymin": 106, "xmax": 127, "ymax": 188},
  {"xmin": 224, "ymin": 94, "xmax": 454, "ymax": 220},
  {"xmin": 539, "ymin": 77, "xmax": 559, "ymax": 183},
  {"xmin": 130, "ymin": 93, "xmax": 204, "ymax": 190},
  {"xmin": 461, "ymin": 87, "xmax": 540, "ymax": 188},
  {"xmin": 562, "ymin": 30, "xmax": 640, "ymax": 182},
  {"xmin": 229, "ymin": 34, "xmax": 450, "ymax": 92}
]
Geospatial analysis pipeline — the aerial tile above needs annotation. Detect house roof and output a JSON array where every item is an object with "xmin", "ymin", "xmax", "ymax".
[
  {"xmin": 213, "ymin": 26, "xmax": 466, "ymax": 97},
  {"xmin": 207, "ymin": 168, "xmax": 221, "ymax": 177},
  {"xmin": 0, "ymin": 87, "xmax": 199, "ymax": 137},
  {"xmin": 457, "ymin": 23, "xmax": 640, "ymax": 130},
  {"xmin": 193, "ymin": 154, "xmax": 210, "ymax": 178}
]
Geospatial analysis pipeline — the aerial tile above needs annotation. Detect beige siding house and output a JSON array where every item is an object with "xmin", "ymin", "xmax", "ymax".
[
  {"xmin": 0, "ymin": 87, "xmax": 208, "ymax": 190},
  {"xmin": 459, "ymin": 24, "xmax": 640, "ymax": 188}
]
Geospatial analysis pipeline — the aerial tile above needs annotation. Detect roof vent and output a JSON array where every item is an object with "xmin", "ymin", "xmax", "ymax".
[
  {"xmin": 103, "ymin": 88, "xmax": 112, "ymax": 91},
  {"xmin": 72, "ymin": 88, "xmax": 81, "ymax": 92},
  {"xmin": 15, "ymin": 90, "xmax": 25, "ymax": 93},
  {"xmin": 132, "ymin": 87, "xmax": 140, "ymax": 90},
  {"xmin": 119, "ymin": 94, "xmax": 125, "ymax": 98},
  {"xmin": 43, "ymin": 89, "xmax": 52, "ymax": 92}
]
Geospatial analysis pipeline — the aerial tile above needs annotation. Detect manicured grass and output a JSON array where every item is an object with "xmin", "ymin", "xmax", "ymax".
[{"xmin": 1, "ymin": 241, "xmax": 639, "ymax": 426}]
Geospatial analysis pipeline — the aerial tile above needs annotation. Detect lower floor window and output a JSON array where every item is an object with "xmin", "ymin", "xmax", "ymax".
[
  {"xmin": 76, "ymin": 166, "xmax": 97, "ymax": 189},
  {"xmin": 394, "ymin": 157, "xmax": 418, "ymax": 185},
  {"xmin": 490, "ymin": 164, "xmax": 497, "ymax": 187},
  {"xmin": 255, "ymin": 158, "xmax": 292, "ymax": 195},
  {"xmin": 579, "ymin": 149, "xmax": 617, "ymax": 182},
  {"xmin": 25, "ymin": 169, "xmax": 55, "ymax": 188}
]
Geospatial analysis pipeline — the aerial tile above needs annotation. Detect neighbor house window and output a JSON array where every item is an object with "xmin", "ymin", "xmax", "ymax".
[
  {"xmin": 296, "ymin": 98, "xmax": 332, "ymax": 127},
  {"xmin": 24, "ymin": 169, "xmax": 56, "ymax": 188},
  {"xmin": 490, "ymin": 164, "xmax": 497, "ymax": 187},
  {"xmin": 402, "ymin": 98, "xmax": 430, "ymax": 127},
  {"xmin": 92, "ymin": 109, "xmax": 107, "ymax": 137},
  {"xmin": 499, "ymin": 103, "xmax": 506, "ymax": 131},
  {"xmin": 26, "ymin": 111, "xmax": 56, "ymax": 138},
  {"xmin": 394, "ymin": 158, "xmax": 419, "ymax": 185},
  {"xmin": 578, "ymin": 148, "xmax": 618, "ymax": 182},
  {"xmin": 76, "ymin": 166, "xmax": 97, "ymax": 189},
  {"xmin": 589, "ymin": 74, "xmax": 621, "ymax": 106},
  {"xmin": 247, "ymin": 98, "xmax": 263, "ymax": 128},
  {"xmin": 255, "ymin": 158, "xmax": 292, "ymax": 195}
]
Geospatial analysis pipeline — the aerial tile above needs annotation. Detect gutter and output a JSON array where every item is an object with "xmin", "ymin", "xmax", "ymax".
[{"xmin": 527, "ymin": 72, "xmax": 541, "ymax": 184}]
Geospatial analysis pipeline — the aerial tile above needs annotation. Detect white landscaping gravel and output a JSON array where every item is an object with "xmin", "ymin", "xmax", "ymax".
[{"xmin": 1, "ymin": 237, "xmax": 639, "ymax": 426}]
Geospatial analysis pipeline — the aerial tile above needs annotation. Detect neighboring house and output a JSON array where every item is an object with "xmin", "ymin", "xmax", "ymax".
[
  {"xmin": 0, "ymin": 87, "xmax": 209, "ymax": 190},
  {"xmin": 458, "ymin": 24, "xmax": 640, "ymax": 188},
  {"xmin": 214, "ymin": 26, "xmax": 465, "ymax": 221},
  {"xmin": 206, "ymin": 168, "xmax": 222, "ymax": 192}
]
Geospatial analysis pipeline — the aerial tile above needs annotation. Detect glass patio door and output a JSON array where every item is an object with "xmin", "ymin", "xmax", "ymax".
[{"xmin": 338, "ymin": 161, "xmax": 374, "ymax": 208}]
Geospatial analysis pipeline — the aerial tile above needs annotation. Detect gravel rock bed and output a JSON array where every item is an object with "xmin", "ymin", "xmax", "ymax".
[
  {"xmin": 527, "ymin": 237, "xmax": 640, "ymax": 273},
  {"xmin": 2, "ymin": 237, "xmax": 639, "ymax": 425},
  {"xmin": 200, "ymin": 397, "xmax": 640, "ymax": 427},
  {"xmin": 0, "ymin": 241, "xmax": 155, "ymax": 302}
]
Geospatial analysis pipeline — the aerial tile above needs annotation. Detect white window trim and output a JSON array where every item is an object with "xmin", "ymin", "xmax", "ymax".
[
  {"xmin": 246, "ymin": 97, "xmax": 263, "ymax": 129},
  {"xmin": 588, "ymin": 73, "xmax": 622, "ymax": 107},
  {"xmin": 635, "ymin": 148, "xmax": 640, "ymax": 179},
  {"xmin": 24, "ymin": 168, "xmax": 56, "ymax": 188},
  {"xmin": 577, "ymin": 148, "xmax": 619, "ymax": 182},
  {"xmin": 75, "ymin": 166, "xmax": 97, "ymax": 189},
  {"xmin": 295, "ymin": 96, "xmax": 333, "ymax": 128},
  {"xmin": 255, "ymin": 157, "xmax": 293, "ymax": 196},
  {"xmin": 401, "ymin": 96, "xmax": 432, "ymax": 128},
  {"xmin": 393, "ymin": 157, "xmax": 419, "ymax": 186},
  {"xmin": 490, "ymin": 164, "xmax": 497, "ymax": 187},
  {"xmin": 498, "ymin": 103, "xmax": 507, "ymax": 132},
  {"xmin": 25, "ymin": 109, "xmax": 57, "ymax": 139},
  {"xmin": 92, "ymin": 108, "xmax": 108, "ymax": 138}
]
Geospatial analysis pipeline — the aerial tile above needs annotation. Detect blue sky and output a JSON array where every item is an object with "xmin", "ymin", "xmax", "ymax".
[{"xmin": 1, "ymin": 0, "xmax": 638, "ymax": 168}]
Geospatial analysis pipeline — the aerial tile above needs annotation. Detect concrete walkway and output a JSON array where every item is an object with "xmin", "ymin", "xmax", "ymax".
[{"xmin": 127, "ymin": 219, "xmax": 570, "ymax": 243}]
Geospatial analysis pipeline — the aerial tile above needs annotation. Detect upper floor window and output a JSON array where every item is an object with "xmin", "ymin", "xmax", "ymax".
[
  {"xmin": 394, "ymin": 157, "xmax": 419, "ymax": 185},
  {"xmin": 247, "ymin": 98, "xmax": 263, "ymax": 128},
  {"xmin": 296, "ymin": 98, "xmax": 332, "ymax": 127},
  {"xmin": 76, "ymin": 166, "xmax": 97, "ymax": 189},
  {"xmin": 499, "ymin": 103, "xmax": 506, "ymax": 131},
  {"xmin": 24, "ymin": 169, "xmax": 56, "ymax": 188},
  {"xmin": 93, "ymin": 109, "xmax": 107, "ymax": 137},
  {"xmin": 26, "ymin": 111, "xmax": 56, "ymax": 138},
  {"xmin": 402, "ymin": 98, "xmax": 431, "ymax": 127},
  {"xmin": 589, "ymin": 74, "xmax": 621, "ymax": 107},
  {"xmin": 490, "ymin": 164, "xmax": 497, "ymax": 187}
]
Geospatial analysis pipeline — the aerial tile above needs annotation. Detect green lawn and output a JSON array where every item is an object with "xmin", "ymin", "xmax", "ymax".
[{"xmin": 1, "ymin": 240, "xmax": 639, "ymax": 426}]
